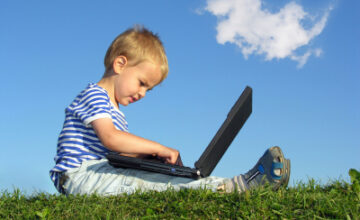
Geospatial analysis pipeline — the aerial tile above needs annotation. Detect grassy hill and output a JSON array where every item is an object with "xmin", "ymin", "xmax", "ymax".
[{"xmin": 1, "ymin": 170, "xmax": 359, "ymax": 219}]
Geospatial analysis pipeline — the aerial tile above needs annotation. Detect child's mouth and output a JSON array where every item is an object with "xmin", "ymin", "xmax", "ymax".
[{"xmin": 130, "ymin": 97, "xmax": 138, "ymax": 103}]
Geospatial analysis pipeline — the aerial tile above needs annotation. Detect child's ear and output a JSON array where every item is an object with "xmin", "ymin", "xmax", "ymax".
[{"xmin": 113, "ymin": 56, "xmax": 128, "ymax": 74}]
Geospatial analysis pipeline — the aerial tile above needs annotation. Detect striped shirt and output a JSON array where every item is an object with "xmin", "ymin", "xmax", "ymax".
[{"xmin": 50, "ymin": 83, "xmax": 128, "ymax": 193}]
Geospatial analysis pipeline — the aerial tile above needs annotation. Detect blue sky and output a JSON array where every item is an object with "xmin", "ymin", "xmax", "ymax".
[{"xmin": 0, "ymin": 0, "xmax": 359, "ymax": 194}]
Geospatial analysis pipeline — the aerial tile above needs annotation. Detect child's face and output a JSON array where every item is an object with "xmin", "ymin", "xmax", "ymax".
[{"xmin": 114, "ymin": 60, "xmax": 162, "ymax": 106}]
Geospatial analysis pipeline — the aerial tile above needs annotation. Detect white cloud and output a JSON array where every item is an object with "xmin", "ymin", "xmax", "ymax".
[{"xmin": 204, "ymin": 0, "xmax": 332, "ymax": 67}]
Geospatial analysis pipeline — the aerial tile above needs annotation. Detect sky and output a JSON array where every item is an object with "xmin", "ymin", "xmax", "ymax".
[{"xmin": 0, "ymin": 0, "xmax": 359, "ymax": 195}]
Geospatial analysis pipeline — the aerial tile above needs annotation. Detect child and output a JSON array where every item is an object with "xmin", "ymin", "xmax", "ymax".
[{"xmin": 50, "ymin": 25, "xmax": 290, "ymax": 195}]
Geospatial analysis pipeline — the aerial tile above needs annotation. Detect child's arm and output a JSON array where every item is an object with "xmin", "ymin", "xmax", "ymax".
[{"xmin": 91, "ymin": 118, "xmax": 180, "ymax": 164}]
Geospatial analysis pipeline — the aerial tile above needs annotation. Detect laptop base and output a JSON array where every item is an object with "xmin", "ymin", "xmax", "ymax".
[{"xmin": 107, "ymin": 152, "xmax": 201, "ymax": 179}]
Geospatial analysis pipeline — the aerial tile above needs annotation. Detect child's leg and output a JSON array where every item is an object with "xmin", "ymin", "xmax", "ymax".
[
  {"xmin": 61, "ymin": 146, "xmax": 290, "ymax": 195},
  {"xmin": 61, "ymin": 159, "xmax": 229, "ymax": 196},
  {"xmin": 218, "ymin": 146, "xmax": 291, "ymax": 193}
]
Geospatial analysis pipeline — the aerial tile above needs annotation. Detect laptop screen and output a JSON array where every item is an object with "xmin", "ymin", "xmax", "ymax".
[{"xmin": 194, "ymin": 86, "xmax": 252, "ymax": 177}]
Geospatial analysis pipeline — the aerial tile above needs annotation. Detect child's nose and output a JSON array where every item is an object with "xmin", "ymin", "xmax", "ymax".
[{"xmin": 139, "ymin": 88, "xmax": 146, "ymax": 99}]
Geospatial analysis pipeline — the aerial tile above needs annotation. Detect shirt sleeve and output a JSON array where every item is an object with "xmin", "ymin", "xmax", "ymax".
[{"xmin": 69, "ymin": 88, "xmax": 112, "ymax": 126}]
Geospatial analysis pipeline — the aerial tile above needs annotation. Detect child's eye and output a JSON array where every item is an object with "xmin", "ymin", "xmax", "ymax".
[{"xmin": 140, "ymin": 81, "xmax": 146, "ymax": 87}]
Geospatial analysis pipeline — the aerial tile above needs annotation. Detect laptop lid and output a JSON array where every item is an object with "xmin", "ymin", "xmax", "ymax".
[{"xmin": 194, "ymin": 86, "xmax": 252, "ymax": 177}]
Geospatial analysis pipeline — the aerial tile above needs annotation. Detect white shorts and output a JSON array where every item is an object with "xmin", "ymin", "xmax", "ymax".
[{"xmin": 62, "ymin": 159, "xmax": 229, "ymax": 196}]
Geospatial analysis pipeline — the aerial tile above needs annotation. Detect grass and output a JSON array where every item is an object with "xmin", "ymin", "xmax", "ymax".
[{"xmin": 1, "ymin": 170, "xmax": 359, "ymax": 219}]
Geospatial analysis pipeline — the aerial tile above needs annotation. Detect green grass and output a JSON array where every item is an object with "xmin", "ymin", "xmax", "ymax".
[
  {"xmin": 1, "ymin": 179, "xmax": 359, "ymax": 219},
  {"xmin": 1, "ymin": 170, "xmax": 360, "ymax": 219}
]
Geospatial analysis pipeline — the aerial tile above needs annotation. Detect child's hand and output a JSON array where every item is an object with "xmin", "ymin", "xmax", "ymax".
[
  {"xmin": 157, "ymin": 147, "xmax": 181, "ymax": 165},
  {"xmin": 92, "ymin": 118, "xmax": 182, "ymax": 164}
]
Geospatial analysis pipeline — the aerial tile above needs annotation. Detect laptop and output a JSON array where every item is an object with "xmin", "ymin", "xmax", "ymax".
[{"xmin": 107, "ymin": 86, "xmax": 252, "ymax": 179}]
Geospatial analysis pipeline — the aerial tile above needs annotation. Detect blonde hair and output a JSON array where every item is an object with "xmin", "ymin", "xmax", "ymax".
[{"xmin": 104, "ymin": 25, "xmax": 168, "ymax": 82}]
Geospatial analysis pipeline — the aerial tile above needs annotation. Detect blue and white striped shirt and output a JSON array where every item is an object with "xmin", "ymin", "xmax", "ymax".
[{"xmin": 50, "ymin": 83, "xmax": 128, "ymax": 193}]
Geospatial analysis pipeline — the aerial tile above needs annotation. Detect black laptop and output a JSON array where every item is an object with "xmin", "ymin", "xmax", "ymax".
[{"xmin": 107, "ymin": 86, "xmax": 252, "ymax": 179}]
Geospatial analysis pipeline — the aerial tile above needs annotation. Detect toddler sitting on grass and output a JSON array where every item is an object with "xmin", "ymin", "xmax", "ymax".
[{"xmin": 50, "ymin": 25, "xmax": 290, "ymax": 195}]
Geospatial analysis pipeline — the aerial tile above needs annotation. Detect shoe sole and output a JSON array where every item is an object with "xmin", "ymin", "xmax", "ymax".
[{"xmin": 282, "ymin": 159, "xmax": 291, "ymax": 187}]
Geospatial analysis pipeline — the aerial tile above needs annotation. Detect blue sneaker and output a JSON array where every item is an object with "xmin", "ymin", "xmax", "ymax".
[
  {"xmin": 243, "ymin": 146, "xmax": 290, "ymax": 190},
  {"xmin": 218, "ymin": 146, "xmax": 290, "ymax": 193}
]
